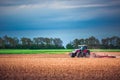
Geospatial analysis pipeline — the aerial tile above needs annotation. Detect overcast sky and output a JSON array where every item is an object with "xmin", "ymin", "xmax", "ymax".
[{"xmin": 0, "ymin": 0, "xmax": 120, "ymax": 46}]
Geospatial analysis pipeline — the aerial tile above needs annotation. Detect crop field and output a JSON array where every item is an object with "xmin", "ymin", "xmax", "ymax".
[
  {"xmin": 0, "ymin": 49, "xmax": 72, "ymax": 54},
  {"xmin": 0, "ymin": 49, "xmax": 120, "ymax": 54},
  {"xmin": 0, "ymin": 52, "xmax": 120, "ymax": 80}
]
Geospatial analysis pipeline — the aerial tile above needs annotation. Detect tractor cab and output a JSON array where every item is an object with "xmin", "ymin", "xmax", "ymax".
[{"xmin": 78, "ymin": 45, "xmax": 87, "ymax": 51}]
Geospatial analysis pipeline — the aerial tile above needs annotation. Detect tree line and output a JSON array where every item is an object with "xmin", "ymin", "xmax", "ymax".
[
  {"xmin": 0, "ymin": 35, "xmax": 64, "ymax": 49},
  {"xmin": 0, "ymin": 35, "xmax": 120, "ymax": 49},
  {"xmin": 66, "ymin": 36, "xmax": 120, "ymax": 49}
]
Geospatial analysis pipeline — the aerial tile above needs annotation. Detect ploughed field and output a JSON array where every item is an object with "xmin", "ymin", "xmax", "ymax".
[{"xmin": 0, "ymin": 52, "xmax": 120, "ymax": 80}]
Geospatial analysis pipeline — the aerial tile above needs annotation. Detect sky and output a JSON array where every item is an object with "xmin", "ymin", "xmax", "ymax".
[{"xmin": 0, "ymin": 0, "xmax": 120, "ymax": 46}]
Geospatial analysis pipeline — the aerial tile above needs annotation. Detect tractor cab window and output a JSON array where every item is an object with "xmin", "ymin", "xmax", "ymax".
[
  {"xmin": 84, "ymin": 46, "xmax": 87, "ymax": 49},
  {"xmin": 79, "ymin": 46, "xmax": 87, "ymax": 51}
]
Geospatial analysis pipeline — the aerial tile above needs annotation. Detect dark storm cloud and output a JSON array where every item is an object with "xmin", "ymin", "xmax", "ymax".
[
  {"xmin": 0, "ymin": 0, "xmax": 46, "ymax": 6},
  {"xmin": 0, "ymin": 0, "xmax": 120, "ymax": 7}
]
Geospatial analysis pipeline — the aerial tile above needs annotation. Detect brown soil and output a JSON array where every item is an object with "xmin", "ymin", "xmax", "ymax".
[{"xmin": 0, "ymin": 52, "xmax": 120, "ymax": 80}]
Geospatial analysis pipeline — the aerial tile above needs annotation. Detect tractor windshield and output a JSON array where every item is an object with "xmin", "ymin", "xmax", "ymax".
[{"xmin": 78, "ymin": 45, "xmax": 87, "ymax": 50}]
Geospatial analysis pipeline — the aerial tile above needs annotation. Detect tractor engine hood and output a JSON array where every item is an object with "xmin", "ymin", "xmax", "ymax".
[{"xmin": 72, "ymin": 49, "xmax": 80, "ymax": 53}]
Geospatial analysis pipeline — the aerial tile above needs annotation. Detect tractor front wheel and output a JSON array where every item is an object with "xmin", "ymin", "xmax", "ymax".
[{"xmin": 70, "ymin": 53, "xmax": 76, "ymax": 57}]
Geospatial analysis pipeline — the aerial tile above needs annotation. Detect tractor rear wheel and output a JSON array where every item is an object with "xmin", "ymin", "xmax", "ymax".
[{"xmin": 77, "ymin": 52, "xmax": 83, "ymax": 57}]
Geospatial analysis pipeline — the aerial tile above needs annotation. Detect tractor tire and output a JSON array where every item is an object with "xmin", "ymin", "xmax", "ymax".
[
  {"xmin": 83, "ymin": 53, "xmax": 86, "ymax": 57},
  {"xmin": 87, "ymin": 50, "xmax": 90, "ymax": 55},
  {"xmin": 86, "ymin": 50, "xmax": 90, "ymax": 57},
  {"xmin": 77, "ymin": 52, "xmax": 83, "ymax": 57},
  {"xmin": 70, "ymin": 53, "xmax": 76, "ymax": 57}
]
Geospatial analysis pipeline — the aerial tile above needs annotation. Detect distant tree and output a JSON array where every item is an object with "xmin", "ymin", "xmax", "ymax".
[
  {"xmin": 33, "ymin": 38, "xmax": 39, "ymax": 46},
  {"xmin": 53, "ymin": 38, "xmax": 64, "ymax": 48},
  {"xmin": 0, "ymin": 37, "xmax": 5, "ymax": 48},
  {"xmin": 87, "ymin": 36, "xmax": 100, "ymax": 49},
  {"xmin": 11, "ymin": 37, "xmax": 19, "ymax": 48},
  {"xmin": 66, "ymin": 42, "xmax": 74, "ymax": 49},
  {"xmin": 3, "ymin": 35, "xmax": 9, "ymax": 47},
  {"xmin": 45, "ymin": 38, "xmax": 51, "ymax": 45},
  {"xmin": 39, "ymin": 37, "xmax": 45, "ymax": 45},
  {"xmin": 68, "ymin": 36, "xmax": 100, "ymax": 49},
  {"xmin": 73, "ymin": 39, "xmax": 80, "ymax": 48},
  {"xmin": 84, "ymin": 38, "xmax": 89, "ymax": 45},
  {"xmin": 112, "ymin": 36, "xmax": 119, "ymax": 46},
  {"xmin": 79, "ymin": 39, "xmax": 85, "ymax": 45},
  {"xmin": 101, "ymin": 36, "xmax": 120, "ymax": 49},
  {"xmin": 21, "ymin": 37, "xmax": 32, "ymax": 49},
  {"xmin": 109, "ymin": 36, "xmax": 120, "ymax": 49},
  {"xmin": 3, "ymin": 35, "xmax": 15, "ymax": 48}
]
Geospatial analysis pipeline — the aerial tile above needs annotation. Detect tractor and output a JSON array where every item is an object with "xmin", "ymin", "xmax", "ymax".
[{"xmin": 70, "ymin": 45, "xmax": 90, "ymax": 58}]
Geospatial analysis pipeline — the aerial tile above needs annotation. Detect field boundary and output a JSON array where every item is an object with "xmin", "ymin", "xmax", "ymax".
[{"xmin": 0, "ymin": 49, "xmax": 120, "ymax": 54}]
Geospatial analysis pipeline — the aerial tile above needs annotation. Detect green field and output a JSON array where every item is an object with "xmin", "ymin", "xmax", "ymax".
[
  {"xmin": 0, "ymin": 49, "xmax": 72, "ymax": 54},
  {"xmin": 0, "ymin": 49, "xmax": 120, "ymax": 54},
  {"xmin": 90, "ymin": 49, "xmax": 120, "ymax": 52}
]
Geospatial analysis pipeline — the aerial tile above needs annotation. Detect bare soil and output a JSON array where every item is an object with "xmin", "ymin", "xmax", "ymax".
[
  {"xmin": 0, "ymin": 52, "xmax": 120, "ymax": 58},
  {"xmin": 0, "ymin": 52, "xmax": 120, "ymax": 80}
]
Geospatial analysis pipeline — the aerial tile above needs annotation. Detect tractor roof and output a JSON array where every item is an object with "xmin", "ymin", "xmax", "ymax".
[{"xmin": 78, "ymin": 45, "xmax": 87, "ymax": 47}]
